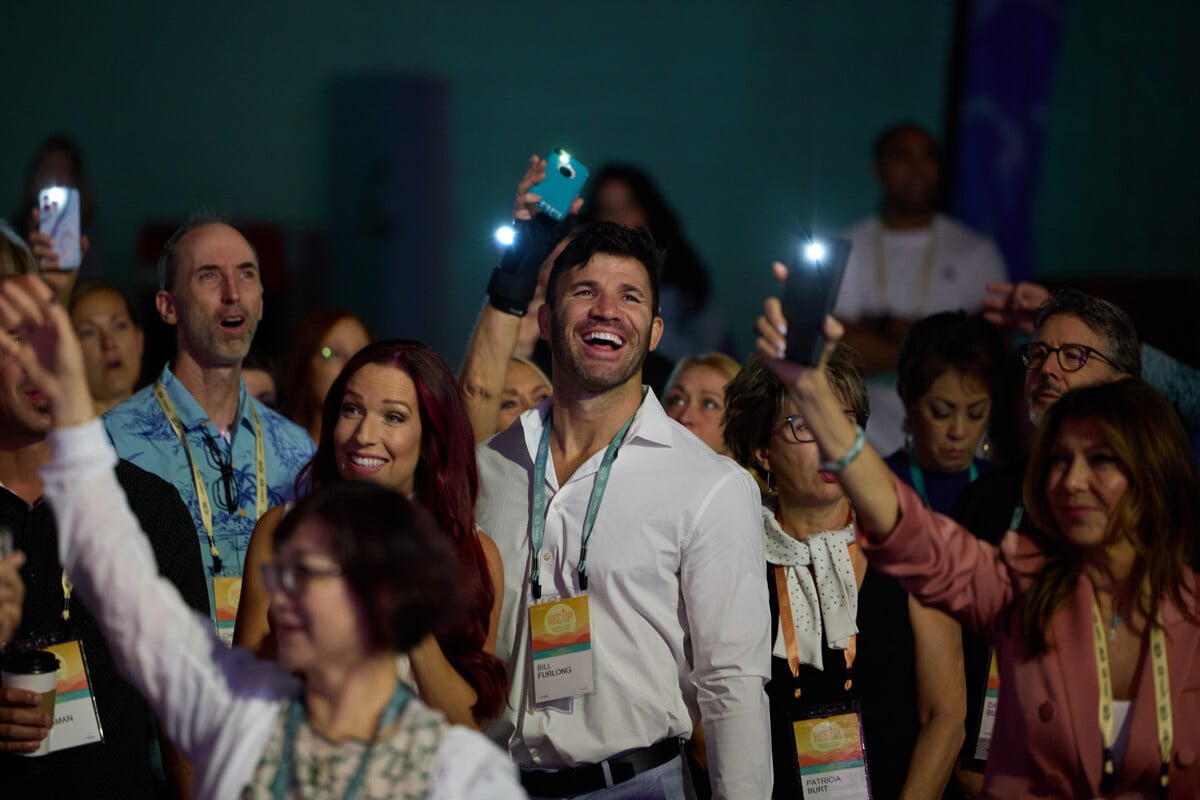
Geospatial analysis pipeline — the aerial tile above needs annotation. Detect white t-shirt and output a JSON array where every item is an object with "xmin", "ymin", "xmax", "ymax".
[
  {"xmin": 835, "ymin": 214, "xmax": 1009, "ymax": 455},
  {"xmin": 835, "ymin": 214, "xmax": 1009, "ymax": 320}
]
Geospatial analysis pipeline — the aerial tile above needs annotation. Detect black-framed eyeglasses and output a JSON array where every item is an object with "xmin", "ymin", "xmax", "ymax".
[
  {"xmin": 200, "ymin": 434, "xmax": 241, "ymax": 513},
  {"xmin": 1018, "ymin": 342, "xmax": 1114, "ymax": 373},
  {"xmin": 780, "ymin": 410, "xmax": 860, "ymax": 444},
  {"xmin": 261, "ymin": 561, "xmax": 343, "ymax": 595}
]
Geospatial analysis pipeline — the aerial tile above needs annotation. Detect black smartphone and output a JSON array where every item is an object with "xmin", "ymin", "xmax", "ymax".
[{"xmin": 781, "ymin": 237, "xmax": 852, "ymax": 366}]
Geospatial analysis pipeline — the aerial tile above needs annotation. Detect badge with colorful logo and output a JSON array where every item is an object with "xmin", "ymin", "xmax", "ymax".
[
  {"xmin": 44, "ymin": 639, "xmax": 104, "ymax": 752},
  {"xmin": 529, "ymin": 595, "xmax": 594, "ymax": 702},
  {"xmin": 975, "ymin": 650, "xmax": 1001, "ymax": 760},
  {"xmin": 213, "ymin": 576, "xmax": 242, "ymax": 646},
  {"xmin": 793, "ymin": 708, "xmax": 871, "ymax": 798}
]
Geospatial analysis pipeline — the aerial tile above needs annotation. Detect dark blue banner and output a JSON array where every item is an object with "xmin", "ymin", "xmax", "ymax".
[{"xmin": 951, "ymin": 0, "xmax": 1068, "ymax": 282}]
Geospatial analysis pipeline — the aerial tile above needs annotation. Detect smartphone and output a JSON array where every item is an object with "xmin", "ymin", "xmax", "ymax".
[
  {"xmin": 38, "ymin": 186, "xmax": 82, "ymax": 269},
  {"xmin": 781, "ymin": 236, "xmax": 852, "ymax": 366},
  {"xmin": 532, "ymin": 149, "xmax": 589, "ymax": 221}
]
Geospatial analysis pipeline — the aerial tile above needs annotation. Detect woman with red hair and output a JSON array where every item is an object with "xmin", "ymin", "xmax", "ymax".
[{"xmin": 237, "ymin": 340, "xmax": 506, "ymax": 727}]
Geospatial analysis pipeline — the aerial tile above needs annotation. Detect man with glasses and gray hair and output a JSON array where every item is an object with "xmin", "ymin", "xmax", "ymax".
[{"xmin": 103, "ymin": 215, "xmax": 313, "ymax": 642}]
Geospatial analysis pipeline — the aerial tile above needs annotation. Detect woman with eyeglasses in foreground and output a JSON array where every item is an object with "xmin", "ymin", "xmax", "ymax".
[
  {"xmin": 723, "ymin": 346, "xmax": 966, "ymax": 800},
  {"xmin": 236, "ymin": 340, "xmax": 507, "ymax": 730},
  {"xmin": 753, "ymin": 272, "xmax": 1200, "ymax": 798},
  {"xmin": 0, "ymin": 276, "xmax": 522, "ymax": 799}
]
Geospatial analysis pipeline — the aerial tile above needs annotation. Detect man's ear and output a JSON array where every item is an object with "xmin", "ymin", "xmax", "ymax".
[
  {"xmin": 648, "ymin": 315, "xmax": 664, "ymax": 352},
  {"xmin": 155, "ymin": 290, "xmax": 178, "ymax": 326},
  {"xmin": 537, "ymin": 302, "xmax": 552, "ymax": 342}
]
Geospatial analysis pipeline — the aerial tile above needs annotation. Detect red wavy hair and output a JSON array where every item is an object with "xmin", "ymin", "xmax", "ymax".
[{"xmin": 298, "ymin": 340, "xmax": 507, "ymax": 719}]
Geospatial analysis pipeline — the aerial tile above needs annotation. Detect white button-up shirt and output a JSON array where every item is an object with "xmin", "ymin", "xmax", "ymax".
[{"xmin": 478, "ymin": 391, "xmax": 772, "ymax": 799}]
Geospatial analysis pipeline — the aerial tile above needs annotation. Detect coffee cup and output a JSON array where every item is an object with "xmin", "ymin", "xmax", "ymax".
[{"xmin": 2, "ymin": 650, "xmax": 60, "ymax": 756}]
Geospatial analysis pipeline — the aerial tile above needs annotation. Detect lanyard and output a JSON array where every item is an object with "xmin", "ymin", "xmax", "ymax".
[
  {"xmin": 873, "ymin": 222, "xmax": 937, "ymax": 317},
  {"xmin": 61, "ymin": 570, "xmax": 73, "ymax": 623},
  {"xmin": 1090, "ymin": 594, "xmax": 1172, "ymax": 798},
  {"xmin": 270, "ymin": 681, "xmax": 410, "ymax": 800},
  {"xmin": 1009, "ymin": 504, "xmax": 1025, "ymax": 531},
  {"xmin": 906, "ymin": 443, "xmax": 978, "ymax": 508},
  {"xmin": 529, "ymin": 399, "xmax": 640, "ymax": 602},
  {"xmin": 153, "ymin": 379, "xmax": 267, "ymax": 574}
]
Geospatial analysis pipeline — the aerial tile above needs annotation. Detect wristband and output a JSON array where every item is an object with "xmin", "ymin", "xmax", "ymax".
[
  {"xmin": 486, "ymin": 213, "xmax": 572, "ymax": 317},
  {"xmin": 819, "ymin": 424, "xmax": 865, "ymax": 473}
]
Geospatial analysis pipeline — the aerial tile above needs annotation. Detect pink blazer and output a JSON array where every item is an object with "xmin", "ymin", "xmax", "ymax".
[{"xmin": 859, "ymin": 478, "xmax": 1200, "ymax": 799}]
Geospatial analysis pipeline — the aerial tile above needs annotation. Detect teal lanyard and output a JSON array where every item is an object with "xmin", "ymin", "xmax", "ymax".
[
  {"xmin": 1009, "ymin": 503, "xmax": 1025, "ymax": 531},
  {"xmin": 907, "ymin": 441, "xmax": 979, "ymax": 508},
  {"xmin": 269, "ymin": 681, "xmax": 410, "ymax": 800},
  {"xmin": 529, "ymin": 398, "xmax": 641, "ymax": 601}
]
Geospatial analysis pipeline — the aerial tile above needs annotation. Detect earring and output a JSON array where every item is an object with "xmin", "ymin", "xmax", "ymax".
[
  {"xmin": 981, "ymin": 434, "xmax": 992, "ymax": 459},
  {"xmin": 766, "ymin": 471, "xmax": 775, "ymax": 494}
]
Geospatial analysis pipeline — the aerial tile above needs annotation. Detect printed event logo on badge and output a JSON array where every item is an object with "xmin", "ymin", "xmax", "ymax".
[
  {"xmin": 811, "ymin": 719, "xmax": 846, "ymax": 752},
  {"xmin": 543, "ymin": 604, "xmax": 576, "ymax": 635}
]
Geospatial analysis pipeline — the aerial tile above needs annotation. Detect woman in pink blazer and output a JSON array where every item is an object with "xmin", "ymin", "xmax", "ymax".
[{"xmin": 753, "ymin": 309, "xmax": 1199, "ymax": 799}]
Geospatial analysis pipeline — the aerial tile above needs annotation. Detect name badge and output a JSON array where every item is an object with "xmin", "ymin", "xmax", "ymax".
[
  {"xmin": 974, "ymin": 650, "xmax": 1000, "ymax": 761},
  {"xmin": 213, "ymin": 576, "xmax": 242, "ymax": 646},
  {"xmin": 44, "ymin": 639, "xmax": 104, "ymax": 753},
  {"xmin": 529, "ymin": 594, "xmax": 594, "ymax": 703},
  {"xmin": 792, "ymin": 706, "xmax": 872, "ymax": 799}
]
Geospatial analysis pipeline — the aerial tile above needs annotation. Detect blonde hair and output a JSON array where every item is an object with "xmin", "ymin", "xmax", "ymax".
[{"xmin": 665, "ymin": 352, "xmax": 740, "ymax": 393}]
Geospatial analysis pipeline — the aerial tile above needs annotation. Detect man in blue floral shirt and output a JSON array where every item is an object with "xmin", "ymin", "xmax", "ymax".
[{"xmin": 105, "ymin": 215, "xmax": 313, "ymax": 640}]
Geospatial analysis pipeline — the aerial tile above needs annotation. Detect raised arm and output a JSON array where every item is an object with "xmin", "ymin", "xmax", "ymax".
[
  {"xmin": 754, "ymin": 264, "xmax": 1020, "ymax": 634},
  {"xmin": 754, "ymin": 262, "xmax": 901, "ymax": 535},
  {"xmin": 459, "ymin": 156, "xmax": 576, "ymax": 442},
  {"xmin": 0, "ymin": 276, "xmax": 296, "ymax": 762}
]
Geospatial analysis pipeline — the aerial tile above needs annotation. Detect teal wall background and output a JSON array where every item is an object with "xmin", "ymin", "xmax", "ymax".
[
  {"xmin": 1, "ymin": 2, "xmax": 1194, "ymax": 359},
  {"xmin": 1038, "ymin": 1, "xmax": 1200, "ymax": 280}
]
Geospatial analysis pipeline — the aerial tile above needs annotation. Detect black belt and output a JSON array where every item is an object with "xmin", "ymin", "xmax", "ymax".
[{"xmin": 519, "ymin": 737, "xmax": 684, "ymax": 798}]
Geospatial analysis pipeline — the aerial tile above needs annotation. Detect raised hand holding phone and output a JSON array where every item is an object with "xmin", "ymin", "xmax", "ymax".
[
  {"xmin": 36, "ymin": 187, "xmax": 82, "ymax": 269},
  {"xmin": 529, "ymin": 149, "xmax": 589, "ymax": 221},
  {"xmin": 488, "ymin": 153, "xmax": 583, "ymax": 316},
  {"xmin": 779, "ymin": 236, "xmax": 852, "ymax": 366}
]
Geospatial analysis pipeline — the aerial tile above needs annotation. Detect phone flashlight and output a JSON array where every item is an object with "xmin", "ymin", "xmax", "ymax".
[
  {"xmin": 556, "ymin": 150, "xmax": 572, "ymax": 165},
  {"xmin": 803, "ymin": 240, "xmax": 828, "ymax": 264},
  {"xmin": 494, "ymin": 225, "xmax": 516, "ymax": 247},
  {"xmin": 41, "ymin": 186, "xmax": 68, "ymax": 207}
]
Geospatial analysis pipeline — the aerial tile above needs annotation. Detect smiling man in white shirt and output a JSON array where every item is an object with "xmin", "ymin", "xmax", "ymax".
[{"xmin": 476, "ymin": 221, "xmax": 771, "ymax": 799}]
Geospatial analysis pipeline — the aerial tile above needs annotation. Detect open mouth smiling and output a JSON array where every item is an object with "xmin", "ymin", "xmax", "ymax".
[{"xmin": 581, "ymin": 330, "xmax": 626, "ymax": 351}]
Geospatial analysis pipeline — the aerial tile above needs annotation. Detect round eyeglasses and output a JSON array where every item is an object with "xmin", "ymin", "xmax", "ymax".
[{"xmin": 1018, "ymin": 342, "xmax": 1113, "ymax": 373}]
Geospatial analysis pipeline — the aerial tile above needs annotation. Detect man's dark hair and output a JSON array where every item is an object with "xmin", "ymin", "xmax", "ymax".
[
  {"xmin": 1034, "ymin": 288, "xmax": 1141, "ymax": 378},
  {"xmin": 157, "ymin": 212, "xmax": 246, "ymax": 291},
  {"xmin": 545, "ymin": 221, "xmax": 664, "ymax": 316},
  {"xmin": 872, "ymin": 122, "xmax": 939, "ymax": 166}
]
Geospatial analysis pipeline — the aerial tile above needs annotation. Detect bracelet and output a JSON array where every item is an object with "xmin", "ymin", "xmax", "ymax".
[{"xmin": 819, "ymin": 424, "xmax": 865, "ymax": 473}]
